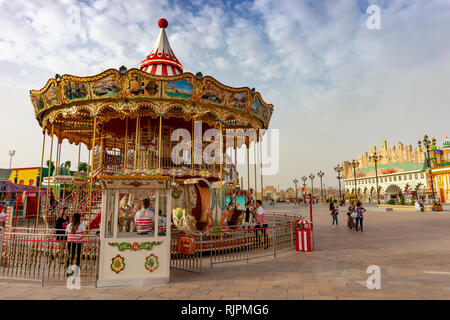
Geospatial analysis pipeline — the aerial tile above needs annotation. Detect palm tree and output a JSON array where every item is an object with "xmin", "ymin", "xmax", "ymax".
[
  {"xmin": 78, "ymin": 162, "xmax": 88, "ymax": 173},
  {"xmin": 46, "ymin": 160, "xmax": 55, "ymax": 176}
]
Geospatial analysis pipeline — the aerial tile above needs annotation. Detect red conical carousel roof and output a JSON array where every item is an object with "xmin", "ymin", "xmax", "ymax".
[{"xmin": 139, "ymin": 19, "xmax": 183, "ymax": 76}]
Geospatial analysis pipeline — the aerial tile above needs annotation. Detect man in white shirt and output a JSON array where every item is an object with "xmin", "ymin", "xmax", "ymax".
[{"xmin": 134, "ymin": 198, "xmax": 155, "ymax": 234}]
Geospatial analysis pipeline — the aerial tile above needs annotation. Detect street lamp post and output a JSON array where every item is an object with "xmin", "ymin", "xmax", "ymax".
[
  {"xmin": 351, "ymin": 160, "xmax": 359, "ymax": 201},
  {"xmin": 309, "ymin": 174, "xmax": 315, "ymax": 204},
  {"xmin": 293, "ymin": 178, "xmax": 298, "ymax": 202},
  {"xmin": 8, "ymin": 150, "xmax": 15, "ymax": 169},
  {"xmin": 317, "ymin": 171, "xmax": 324, "ymax": 203},
  {"xmin": 368, "ymin": 151, "xmax": 382, "ymax": 205},
  {"xmin": 418, "ymin": 135, "xmax": 437, "ymax": 204},
  {"xmin": 301, "ymin": 176, "xmax": 307, "ymax": 203},
  {"xmin": 334, "ymin": 164, "xmax": 343, "ymax": 200}
]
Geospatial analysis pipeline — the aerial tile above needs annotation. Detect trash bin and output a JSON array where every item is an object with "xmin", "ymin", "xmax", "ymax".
[{"xmin": 295, "ymin": 219, "xmax": 313, "ymax": 252}]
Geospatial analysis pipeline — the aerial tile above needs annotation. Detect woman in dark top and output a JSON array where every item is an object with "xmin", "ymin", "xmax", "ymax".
[{"xmin": 55, "ymin": 207, "xmax": 69, "ymax": 240}]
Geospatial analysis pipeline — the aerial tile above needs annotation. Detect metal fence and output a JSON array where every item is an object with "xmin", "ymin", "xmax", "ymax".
[
  {"xmin": 170, "ymin": 233, "xmax": 203, "ymax": 273},
  {"xmin": 0, "ymin": 228, "xmax": 99, "ymax": 286},
  {"xmin": 170, "ymin": 212, "xmax": 302, "ymax": 273}
]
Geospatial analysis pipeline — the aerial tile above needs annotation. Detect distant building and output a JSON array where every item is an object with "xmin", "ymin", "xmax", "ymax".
[
  {"xmin": 263, "ymin": 185, "xmax": 278, "ymax": 200},
  {"xmin": 342, "ymin": 140, "xmax": 428, "ymax": 202},
  {"xmin": 428, "ymin": 137, "xmax": 450, "ymax": 203}
]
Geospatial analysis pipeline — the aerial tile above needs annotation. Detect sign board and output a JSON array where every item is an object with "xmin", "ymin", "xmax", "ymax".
[{"xmin": 177, "ymin": 237, "xmax": 194, "ymax": 255}]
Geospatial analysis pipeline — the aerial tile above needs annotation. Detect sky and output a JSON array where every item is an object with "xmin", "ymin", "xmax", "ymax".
[{"xmin": 0, "ymin": 0, "xmax": 449, "ymax": 191}]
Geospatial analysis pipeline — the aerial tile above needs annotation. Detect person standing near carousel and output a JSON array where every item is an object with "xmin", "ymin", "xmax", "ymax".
[
  {"xmin": 245, "ymin": 188, "xmax": 256, "ymax": 226},
  {"xmin": 255, "ymin": 200, "xmax": 269, "ymax": 248}
]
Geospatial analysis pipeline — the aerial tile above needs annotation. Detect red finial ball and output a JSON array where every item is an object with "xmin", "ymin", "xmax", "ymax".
[{"xmin": 158, "ymin": 18, "xmax": 168, "ymax": 28}]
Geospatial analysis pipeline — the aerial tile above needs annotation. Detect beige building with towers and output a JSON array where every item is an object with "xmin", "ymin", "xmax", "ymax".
[{"xmin": 342, "ymin": 140, "xmax": 428, "ymax": 202}]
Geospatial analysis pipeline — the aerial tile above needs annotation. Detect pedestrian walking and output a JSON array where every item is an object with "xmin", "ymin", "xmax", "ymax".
[
  {"xmin": 355, "ymin": 201, "xmax": 367, "ymax": 232},
  {"xmin": 329, "ymin": 202, "xmax": 338, "ymax": 228},
  {"xmin": 347, "ymin": 201, "xmax": 356, "ymax": 230}
]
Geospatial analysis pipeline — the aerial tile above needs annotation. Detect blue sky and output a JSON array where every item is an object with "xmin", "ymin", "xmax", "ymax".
[{"xmin": 0, "ymin": 0, "xmax": 449, "ymax": 189}]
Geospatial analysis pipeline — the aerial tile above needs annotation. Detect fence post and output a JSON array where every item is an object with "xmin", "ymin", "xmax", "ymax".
[
  {"xmin": 273, "ymin": 224, "xmax": 276, "ymax": 258},
  {"xmin": 0, "ymin": 227, "xmax": 4, "ymax": 269},
  {"xmin": 210, "ymin": 233, "xmax": 213, "ymax": 269},
  {"xmin": 199, "ymin": 235, "xmax": 203, "ymax": 274},
  {"xmin": 246, "ymin": 227, "xmax": 249, "ymax": 264},
  {"xmin": 41, "ymin": 234, "xmax": 47, "ymax": 287},
  {"xmin": 290, "ymin": 223, "xmax": 294, "ymax": 248},
  {"xmin": 95, "ymin": 237, "xmax": 100, "ymax": 288}
]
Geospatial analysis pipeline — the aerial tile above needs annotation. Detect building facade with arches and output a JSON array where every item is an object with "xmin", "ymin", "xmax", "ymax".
[
  {"xmin": 429, "ymin": 137, "xmax": 450, "ymax": 203},
  {"xmin": 342, "ymin": 140, "xmax": 428, "ymax": 202}
]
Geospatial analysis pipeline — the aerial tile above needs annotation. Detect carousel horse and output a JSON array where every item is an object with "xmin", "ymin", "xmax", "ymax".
[{"xmin": 172, "ymin": 178, "xmax": 215, "ymax": 235}]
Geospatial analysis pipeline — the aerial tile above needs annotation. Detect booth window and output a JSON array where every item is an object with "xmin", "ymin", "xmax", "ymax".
[
  {"xmin": 117, "ymin": 190, "xmax": 156, "ymax": 238},
  {"xmin": 104, "ymin": 190, "xmax": 115, "ymax": 238}
]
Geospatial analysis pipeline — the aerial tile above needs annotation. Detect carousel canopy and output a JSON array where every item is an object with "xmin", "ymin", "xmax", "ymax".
[
  {"xmin": 139, "ymin": 19, "xmax": 183, "ymax": 76},
  {"xmin": 29, "ymin": 18, "xmax": 274, "ymax": 149}
]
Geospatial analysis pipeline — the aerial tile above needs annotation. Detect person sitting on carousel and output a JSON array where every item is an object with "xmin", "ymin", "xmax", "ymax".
[{"xmin": 220, "ymin": 201, "xmax": 234, "ymax": 227}]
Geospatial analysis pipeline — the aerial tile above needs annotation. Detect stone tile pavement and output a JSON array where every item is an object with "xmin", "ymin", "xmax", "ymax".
[{"xmin": 1, "ymin": 203, "xmax": 450, "ymax": 300}]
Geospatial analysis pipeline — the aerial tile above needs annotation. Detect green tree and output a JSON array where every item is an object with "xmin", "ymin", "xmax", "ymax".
[
  {"xmin": 46, "ymin": 160, "xmax": 55, "ymax": 176},
  {"xmin": 78, "ymin": 162, "xmax": 88, "ymax": 173}
]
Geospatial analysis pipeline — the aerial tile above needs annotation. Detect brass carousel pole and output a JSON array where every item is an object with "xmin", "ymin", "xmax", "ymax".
[
  {"xmin": 158, "ymin": 114, "xmax": 162, "ymax": 170},
  {"xmin": 44, "ymin": 124, "xmax": 55, "ymax": 225},
  {"xmin": 259, "ymin": 129, "xmax": 264, "ymax": 203},
  {"xmin": 35, "ymin": 130, "xmax": 46, "ymax": 229},
  {"xmin": 219, "ymin": 122, "xmax": 223, "ymax": 222},
  {"xmin": 191, "ymin": 119, "xmax": 194, "ymax": 170},
  {"xmin": 99, "ymin": 124, "xmax": 104, "ymax": 169},
  {"xmin": 87, "ymin": 117, "xmax": 97, "ymax": 231},
  {"xmin": 234, "ymin": 135, "xmax": 237, "ymax": 203},
  {"xmin": 139, "ymin": 119, "xmax": 143, "ymax": 168},
  {"xmin": 77, "ymin": 143, "xmax": 81, "ymax": 173},
  {"xmin": 124, "ymin": 117, "xmax": 128, "ymax": 169},
  {"xmin": 247, "ymin": 136, "xmax": 250, "ymax": 191},
  {"xmin": 253, "ymin": 133, "xmax": 258, "ymax": 201},
  {"xmin": 133, "ymin": 116, "xmax": 139, "ymax": 170},
  {"xmin": 54, "ymin": 141, "xmax": 60, "ymax": 200}
]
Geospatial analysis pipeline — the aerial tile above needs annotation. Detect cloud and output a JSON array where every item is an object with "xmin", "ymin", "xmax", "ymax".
[{"xmin": 0, "ymin": 0, "xmax": 449, "ymax": 189}]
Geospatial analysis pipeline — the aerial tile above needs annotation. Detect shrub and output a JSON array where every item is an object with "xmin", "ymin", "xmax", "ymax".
[
  {"xmin": 387, "ymin": 199, "xmax": 395, "ymax": 205},
  {"xmin": 410, "ymin": 199, "xmax": 415, "ymax": 205}
]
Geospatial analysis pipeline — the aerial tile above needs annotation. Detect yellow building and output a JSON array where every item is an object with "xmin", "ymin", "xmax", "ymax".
[
  {"xmin": 7, "ymin": 167, "xmax": 42, "ymax": 186},
  {"xmin": 429, "ymin": 137, "xmax": 450, "ymax": 203}
]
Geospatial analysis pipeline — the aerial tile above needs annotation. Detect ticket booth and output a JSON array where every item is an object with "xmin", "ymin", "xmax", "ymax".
[{"xmin": 97, "ymin": 177, "xmax": 172, "ymax": 287}]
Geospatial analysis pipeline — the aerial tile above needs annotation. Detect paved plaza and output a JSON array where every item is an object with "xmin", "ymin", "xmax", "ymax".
[{"xmin": 1, "ymin": 203, "xmax": 450, "ymax": 300}]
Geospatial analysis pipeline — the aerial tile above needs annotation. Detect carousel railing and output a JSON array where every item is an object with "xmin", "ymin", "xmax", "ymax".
[
  {"xmin": 170, "ymin": 212, "xmax": 302, "ymax": 273},
  {"xmin": 0, "ymin": 229, "xmax": 99, "ymax": 285},
  {"xmin": 58, "ymin": 157, "xmax": 118, "ymax": 210}
]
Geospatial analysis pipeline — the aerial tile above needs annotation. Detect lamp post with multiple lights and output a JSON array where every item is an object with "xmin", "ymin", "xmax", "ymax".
[
  {"xmin": 334, "ymin": 164, "xmax": 343, "ymax": 200},
  {"xmin": 418, "ymin": 135, "xmax": 437, "ymax": 204},
  {"xmin": 317, "ymin": 171, "xmax": 324, "ymax": 202},
  {"xmin": 350, "ymin": 160, "xmax": 359, "ymax": 201},
  {"xmin": 368, "ymin": 151, "xmax": 382, "ymax": 204},
  {"xmin": 8, "ymin": 150, "xmax": 15, "ymax": 169},
  {"xmin": 301, "ymin": 176, "xmax": 307, "ymax": 203},
  {"xmin": 309, "ymin": 173, "xmax": 315, "ymax": 203},
  {"xmin": 293, "ymin": 178, "xmax": 299, "ymax": 203}
]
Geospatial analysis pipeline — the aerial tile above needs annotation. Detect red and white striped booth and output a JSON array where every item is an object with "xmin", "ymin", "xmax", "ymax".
[{"xmin": 295, "ymin": 219, "xmax": 314, "ymax": 252}]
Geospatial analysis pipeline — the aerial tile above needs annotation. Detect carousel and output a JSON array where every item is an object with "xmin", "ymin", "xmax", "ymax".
[{"xmin": 29, "ymin": 19, "xmax": 273, "ymax": 286}]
